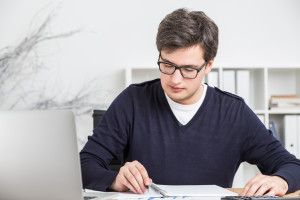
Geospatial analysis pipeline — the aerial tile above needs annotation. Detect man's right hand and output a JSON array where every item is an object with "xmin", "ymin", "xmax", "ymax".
[{"xmin": 108, "ymin": 160, "xmax": 152, "ymax": 194}]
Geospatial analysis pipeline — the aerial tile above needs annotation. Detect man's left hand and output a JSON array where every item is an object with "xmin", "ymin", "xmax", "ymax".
[{"xmin": 241, "ymin": 174, "xmax": 288, "ymax": 196}]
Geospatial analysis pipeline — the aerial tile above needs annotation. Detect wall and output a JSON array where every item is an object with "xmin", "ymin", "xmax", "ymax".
[{"xmin": 1, "ymin": 0, "xmax": 300, "ymax": 102}]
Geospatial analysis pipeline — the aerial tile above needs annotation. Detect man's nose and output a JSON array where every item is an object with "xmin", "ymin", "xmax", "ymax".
[{"xmin": 170, "ymin": 68, "xmax": 183, "ymax": 84}]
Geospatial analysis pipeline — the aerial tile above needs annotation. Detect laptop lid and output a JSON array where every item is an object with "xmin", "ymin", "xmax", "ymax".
[{"xmin": 0, "ymin": 110, "xmax": 83, "ymax": 200}]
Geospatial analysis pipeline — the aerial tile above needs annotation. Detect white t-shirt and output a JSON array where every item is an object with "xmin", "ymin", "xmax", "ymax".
[{"xmin": 165, "ymin": 84, "xmax": 207, "ymax": 125}]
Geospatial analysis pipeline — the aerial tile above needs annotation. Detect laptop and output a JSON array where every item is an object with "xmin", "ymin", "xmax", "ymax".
[{"xmin": 0, "ymin": 110, "xmax": 104, "ymax": 200}]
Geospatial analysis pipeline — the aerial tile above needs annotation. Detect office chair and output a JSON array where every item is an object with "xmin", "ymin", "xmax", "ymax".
[{"xmin": 92, "ymin": 110, "xmax": 122, "ymax": 171}]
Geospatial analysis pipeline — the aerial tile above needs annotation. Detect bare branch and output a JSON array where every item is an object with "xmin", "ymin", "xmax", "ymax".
[{"xmin": 0, "ymin": 5, "xmax": 109, "ymax": 116}]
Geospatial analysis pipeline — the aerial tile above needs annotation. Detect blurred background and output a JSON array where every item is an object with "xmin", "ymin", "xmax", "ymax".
[{"xmin": 0, "ymin": 0, "xmax": 300, "ymax": 187}]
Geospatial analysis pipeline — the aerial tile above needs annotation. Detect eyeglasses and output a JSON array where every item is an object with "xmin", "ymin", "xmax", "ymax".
[{"xmin": 157, "ymin": 53, "xmax": 207, "ymax": 79}]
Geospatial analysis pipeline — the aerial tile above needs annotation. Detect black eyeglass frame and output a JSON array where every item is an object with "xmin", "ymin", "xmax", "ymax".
[{"xmin": 157, "ymin": 53, "xmax": 207, "ymax": 79}]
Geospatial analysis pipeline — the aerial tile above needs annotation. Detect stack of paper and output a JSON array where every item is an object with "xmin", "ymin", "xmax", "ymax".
[{"xmin": 269, "ymin": 95, "xmax": 300, "ymax": 110}]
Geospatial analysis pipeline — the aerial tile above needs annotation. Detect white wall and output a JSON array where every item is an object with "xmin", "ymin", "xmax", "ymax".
[
  {"xmin": 1, "ymin": 0, "xmax": 300, "ymax": 144},
  {"xmin": 1, "ymin": 0, "xmax": 300, "ymax": 101}
]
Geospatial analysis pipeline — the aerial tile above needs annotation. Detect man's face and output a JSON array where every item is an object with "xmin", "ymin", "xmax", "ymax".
[{"xmin": 159, "ymin": 44, "xmax": 213, "ymax": 105}]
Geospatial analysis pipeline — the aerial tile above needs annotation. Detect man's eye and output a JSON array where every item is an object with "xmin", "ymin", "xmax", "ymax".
[
  {"xmin": 183, "ymin": 68, "xmax": 195, "ymax": 72},
  {"xmin": 164, "ymin": 63, "xmax": 174, "ymax": 68}
]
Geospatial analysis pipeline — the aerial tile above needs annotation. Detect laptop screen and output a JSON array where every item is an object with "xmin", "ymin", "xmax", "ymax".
[{"xmin": 0, "ymin": 110, "xmax": 84, "ymax": 200}]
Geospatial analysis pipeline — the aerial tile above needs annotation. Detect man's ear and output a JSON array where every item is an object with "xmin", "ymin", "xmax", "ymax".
[{"xmin": 204, "ymin": 58, "xmax": 214, "ymax": 75}]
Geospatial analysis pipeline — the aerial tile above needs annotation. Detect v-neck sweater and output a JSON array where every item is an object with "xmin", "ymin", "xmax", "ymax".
[
  {"xmin": 80, "ymin": 79, "xmax": 300, "ymax": 193},
  {"xmin": 165, "ymin": 84, "xmax": 207, "ymax": 125}
]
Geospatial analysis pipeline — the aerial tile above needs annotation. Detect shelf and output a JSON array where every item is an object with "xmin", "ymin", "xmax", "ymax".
[
  {"xmin": 125, "ymin": 65, "xmax": 300, "ymax": 127},
  {"xmin": 254, "ymin": 110, "xmax": 266, "ymax": 115},
  {"xmin": 268, "ymin": 109, "xmax": 300, "ymax": 114}
]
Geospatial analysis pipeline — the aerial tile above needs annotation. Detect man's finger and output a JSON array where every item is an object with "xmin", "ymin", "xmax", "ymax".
[
  {"xmin": 245, "ymin": 183, "xmax": 261, "ymax": 196},
  {"xmin": 123, "ymin": 166, "xmax": 144, "ymax": 194},
  {"xmin": 241, "ymin": 174, "xmax": 264, "ymax": 196},
  {"xmin": 120, "ymin": 174, "xmax": 138, "ymax": 194},
  {"xmin": 135, "ymin": 161, "xmax": 151, "ymax": 186},
  {"xmin": 264, "ymin": 189, "xmax": 277, "ymax": 196},
  {"xmin": 254, "ymin": 184, "xmax": 270, "ymax": 196},
  {"xmin": 129, "ymin": 164, "xmax": 147, "ymax": 192}
]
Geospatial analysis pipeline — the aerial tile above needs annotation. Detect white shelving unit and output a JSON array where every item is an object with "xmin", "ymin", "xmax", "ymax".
[
  {"xmin": 125, "ymin": 66, "xmax": 300, "ymax": 187},
  {"xmin": 126, "ymin": 66, "xmax": 300, "ymax": 129}
]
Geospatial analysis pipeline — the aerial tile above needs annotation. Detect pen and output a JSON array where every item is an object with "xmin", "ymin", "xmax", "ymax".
[{"xmin": 149, "ymin": 183, "xmax": 167, "ymax": 196}]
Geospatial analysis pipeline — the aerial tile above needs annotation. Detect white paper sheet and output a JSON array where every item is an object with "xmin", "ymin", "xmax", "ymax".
[{"xmin": 85, "ymin": 185, "xmax": 237, "ymax": 199}]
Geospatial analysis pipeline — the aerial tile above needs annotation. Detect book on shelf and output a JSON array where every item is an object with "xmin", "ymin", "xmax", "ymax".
[
  {"xmin": 268, "ymin": 121, "xmax": 278, "ymax": 139},
  {"xmin": 269, "ymin": 94, "xmax": 300, "ymax": 110}
]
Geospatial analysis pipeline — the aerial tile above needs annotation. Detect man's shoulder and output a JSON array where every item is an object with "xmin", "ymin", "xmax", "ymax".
[
  {"xmin": 129, "ymin": 78, "xmax": 160, "ymax": 88},
  {"xmin": 121, "ymin": 78, "xmax": 162, "ymax": 100},
  {"xmin": 211, "ymin": 86, "xmax": 245, "ymax": 102},
  {"xmin": 127, "ymin": 78, "xmax": 161, "ymax": 93}
]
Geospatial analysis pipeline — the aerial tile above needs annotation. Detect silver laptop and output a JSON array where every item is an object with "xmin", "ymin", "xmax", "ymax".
[{"xmin": 0, "ymin": 110, "xmax": 100, "ymax": 200}]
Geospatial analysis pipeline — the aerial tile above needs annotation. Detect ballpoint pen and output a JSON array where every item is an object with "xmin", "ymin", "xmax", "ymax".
[{"xmin": 149, "ymin": 183, "xmax": 167, "ymax": 196}]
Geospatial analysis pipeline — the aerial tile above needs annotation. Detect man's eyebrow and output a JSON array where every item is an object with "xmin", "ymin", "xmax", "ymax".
[{"xmin": 160, "ymin": 55, "xmax": 172, "ymax": 63}]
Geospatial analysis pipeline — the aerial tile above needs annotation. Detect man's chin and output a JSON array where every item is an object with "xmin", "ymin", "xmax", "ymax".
[{"xmin": 167, "ymin": 93, "xmax": 186, "ymax": 104}]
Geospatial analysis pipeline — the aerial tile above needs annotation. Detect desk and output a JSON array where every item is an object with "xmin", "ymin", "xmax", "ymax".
[
  {"xmin": 88, "ymin": 188, "xmax": 300, "ymax": 199},
  {"xmin": 227, "ymin": 188, "xmax": 300, "ymax": 197}
]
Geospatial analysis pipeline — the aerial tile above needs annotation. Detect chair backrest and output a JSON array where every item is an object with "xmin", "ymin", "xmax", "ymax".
[{"xmin": 92, "ymin": 110, "xmax": 122, "ymax": 171}]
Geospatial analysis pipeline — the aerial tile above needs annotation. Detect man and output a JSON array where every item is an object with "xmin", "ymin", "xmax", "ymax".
[{"xmin": 80, "ymin": 8, "xmax": 300, "ymax": 196}]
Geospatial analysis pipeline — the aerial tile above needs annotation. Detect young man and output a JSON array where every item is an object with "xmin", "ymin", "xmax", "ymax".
[{"xmin": 80, "ymin": 8, "xmax": 300, "ymax": 196}]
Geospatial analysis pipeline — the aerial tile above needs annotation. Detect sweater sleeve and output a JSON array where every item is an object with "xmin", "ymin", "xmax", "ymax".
[
  {"xmin": 241, "ymin": 104, "xmax": 300, "ymax": 193},
  {"xmin": 80, "ymin": 87, "xmax": 133, "ymax": 191}
]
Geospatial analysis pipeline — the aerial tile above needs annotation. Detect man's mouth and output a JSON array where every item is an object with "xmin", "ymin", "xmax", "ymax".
[{"xmin": 170, "ymin": 86, "xmax": 184, "ymax": 93}]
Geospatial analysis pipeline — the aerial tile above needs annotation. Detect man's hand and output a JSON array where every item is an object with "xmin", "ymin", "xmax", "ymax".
[
  {"xmin": 109, "ymin": 160, "xmax": 152, "ymax": 194},
  {"xmin": 241, "ymin": 174, "xmax": 288, "ymax": 196}
]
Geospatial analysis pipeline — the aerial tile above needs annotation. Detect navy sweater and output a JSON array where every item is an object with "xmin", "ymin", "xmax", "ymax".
[{"xmin": 80, "ymin": 79, "xmax": 300, "ymax": 193}]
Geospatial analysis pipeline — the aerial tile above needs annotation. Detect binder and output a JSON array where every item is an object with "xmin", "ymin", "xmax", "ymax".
[
  {"xmin": 223, "ymin": 70, "xmax": 236, "ymax": 94},
  {"xmin": 236, "ymin": 70, "xmax": 250, "ymax": 104},
  {"xmin": 284, "ymin": 115, "xmax": 298, "ymax": 157},
  {"xmin": 207, "ymin": 71, "xmax": 219, "ymax": 88},
  {"xmin": 298, "ymin": 116, "xmax": 300, "ymax": 158}
]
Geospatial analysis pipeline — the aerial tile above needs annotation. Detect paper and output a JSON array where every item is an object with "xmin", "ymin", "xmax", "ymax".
[
  {"xmin": 85, "ymin": 185, "xmax": 237, "ymax": 199},
  {"xmin": 84, "ymin": 188, "xmax": 161, "ymax": 199},
  {"xmin": 153, "ymin": 184, "xmax": 237, "ymax": 197}
]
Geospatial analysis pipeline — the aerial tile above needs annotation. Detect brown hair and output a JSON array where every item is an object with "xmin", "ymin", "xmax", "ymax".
[{"xmin": 156, "ymin": 8, "xmax": 219, "ymax": 62}]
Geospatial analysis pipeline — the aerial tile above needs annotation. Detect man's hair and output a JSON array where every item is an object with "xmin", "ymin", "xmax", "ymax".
[{"xmin": 156, "ymin": 8, "xmax": 219, "ymax": 62}]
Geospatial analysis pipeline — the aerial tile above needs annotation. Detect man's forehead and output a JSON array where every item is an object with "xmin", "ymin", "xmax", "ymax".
[
  {"xmin": 160, "ymin": 44, "xmax": 205, "ymax": 60},
  {"xmin": 161, "ymin": 44, "xmax": 204, "ymax": 55}
]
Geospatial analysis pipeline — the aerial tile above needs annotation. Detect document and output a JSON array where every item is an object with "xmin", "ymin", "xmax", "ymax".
[
  {"xmin": 85, "ymin": 184, "xmax": 237, "ymax": 199},
  {"xmin": 223, "ymin": 70, "xmax": 236, "ymax": 94},
  {"xmin": 149, "ymin": 184, "xmax": 237, "ymax": 197}
]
